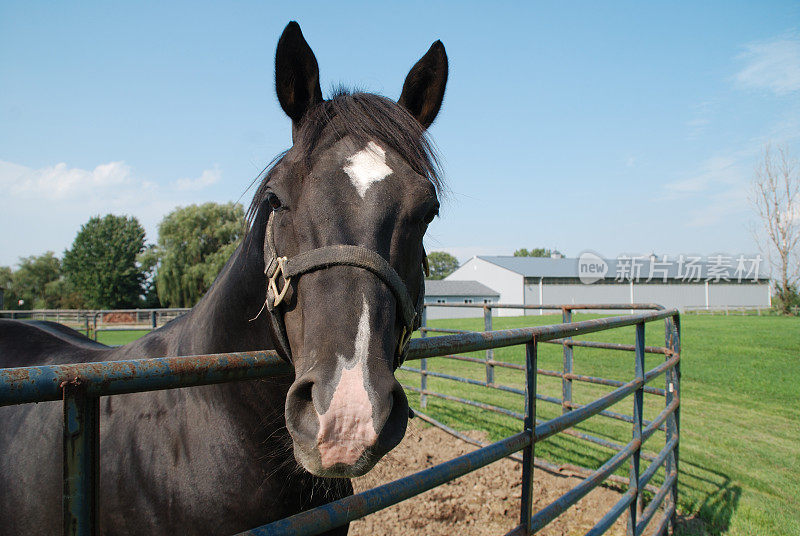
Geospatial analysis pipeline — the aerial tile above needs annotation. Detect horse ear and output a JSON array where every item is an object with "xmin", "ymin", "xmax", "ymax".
[
  {"xmin": 275, "ymin": 21, "xmax": 323, "ymax": 126},
  {"xmin": 398, "ymin": 41, "xmax": 448, "ymax": 129}
]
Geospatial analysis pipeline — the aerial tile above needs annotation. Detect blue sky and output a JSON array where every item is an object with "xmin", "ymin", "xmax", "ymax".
[{"xmin": 2, "ymin": 1, "xmax": 799, "ymax": 267}]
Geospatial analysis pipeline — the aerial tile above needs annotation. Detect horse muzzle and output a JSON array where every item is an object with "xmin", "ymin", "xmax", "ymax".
[{"xmin": 285, "ymin": 359, "xmax": 408, "ymax": 478}]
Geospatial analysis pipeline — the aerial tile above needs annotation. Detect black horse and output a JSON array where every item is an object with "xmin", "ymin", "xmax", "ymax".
[{"xmin": 0, "ymin": 21, "xmax": 447, "ymax": 535}]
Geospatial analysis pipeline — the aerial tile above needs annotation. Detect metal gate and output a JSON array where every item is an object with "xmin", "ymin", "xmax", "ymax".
[{"xmin": 0, "ymin": 305, "xmax": 680, "ymax": 536}]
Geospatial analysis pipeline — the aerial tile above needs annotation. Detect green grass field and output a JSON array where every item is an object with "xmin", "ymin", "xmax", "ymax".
[
  {"xmin": 90, "ymin": 314, "xmax": 799, "ymax": 535},
  {"xmin": 397, "ymin": 314, "xmax": 799, "ymax": 536}
]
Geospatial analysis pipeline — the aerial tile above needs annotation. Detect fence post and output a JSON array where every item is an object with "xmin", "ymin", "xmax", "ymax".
[
  {"xmin": 628, "ymin": 322, "xmax": 645, "ymax": 536},
  {"xmin": 484, "ymin": 306, "xmax": 494, "ymax": 384},
  {"xmin": 420, "ymin": 306, "xmax": 428, "ymax": 410},
  {"xmin": 666, "ymin": 314, "xmax": 681, "ymax": 534},
  {"xmin": 84, "ymin": 315, "xmax": 90, "ymax": 338},
  {"xmin": 520, "ymin": 338, "xmax": 538, "ymax": 533},
  {"xmin": 561, "ymin": 307, "xmax": 573, "ymax": 415},
  {"xmin": 93, "ymin": 313, "xmax": 99, "ymax": 342},
  {"xmin": 151, "ymin": 310, "xmax": 157, "ymax": 329},
  {"xmin": 63, "ymin": 381, "xmax": 99, "ymax": 536}
]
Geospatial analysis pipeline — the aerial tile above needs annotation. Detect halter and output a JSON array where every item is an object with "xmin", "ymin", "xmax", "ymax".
[{"xmin": 263, "ymin": 215, "xmax": 427, "ymax": 368}]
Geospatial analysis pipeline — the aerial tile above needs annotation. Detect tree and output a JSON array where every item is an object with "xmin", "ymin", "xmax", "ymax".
[
  {"xmin": 514, "ymin": 248, "xmax": 561, "ymax": 257},
  {"xmin": 2, "ymin": 252, "xmax": 62, "ymax": 309},
  {"xmin": 426, "ymin": 251, "xmax": 460, "ymax": 280},
  {"xmin": 62, "ymin": 215, "xmax": 147, "ymax": 309},
  {"xmin": 750, "ymin": 144, "xmax": 800, "ymax": 315},
  {"xmin": 0, "ymin": 266, "xmax": 15, "ymax": 309},
  {"xmin": 149, "ymin": 202, "xmax": 245, "ymax": 307}
]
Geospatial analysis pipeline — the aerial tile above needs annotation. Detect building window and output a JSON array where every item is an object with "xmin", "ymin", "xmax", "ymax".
[
  {"xmin": 483, "ymin": 298, "xmax": 492, "ymax": 304},
  {"xmin": 464, "ymin": 299, "xmax": 473, "ymax": 304},
  {"xmin": 436, "ymin": 299, "xmax": 446, "ymax": 304}
]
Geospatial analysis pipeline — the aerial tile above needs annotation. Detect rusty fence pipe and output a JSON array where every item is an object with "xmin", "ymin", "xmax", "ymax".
[
  {"xmin": 484, "ymin": 305, "xmax": 494, "ymax": 384},
  {"xmin": 543, "ymin": 338, "xmax": 672, "ymax": 355},
  {"xmin": 561, "ymin": 307, "xmax": 573, "ymax": 415},
  {"xmin": 402, "ymin": 382, "xmax": 662, "ymax": 463},
  {"xmin": 422, "ymin": 303, "xmax": 665, "ymax": 311},
  {"xmin": 520, "ymin": 339, "xmax": 537, "ymax": 533},
  {"xmin": 666, "ymin": 314, "xmax": 681, "ymax": 533},
  {"xmin": 400, "ymin": 366, "xmax": 525, "ymax": 395},
  {"xmin": 419, "ymin": 327, "xmax": 474, "ymax": 334},
  {"xmin": 92, "ymin": 312, "xmax": 101, "ymax": 341},
  {"xmin": 563, "ymin": 372, "xmax": 666, "ymax": 397},
  {"xmin": 402, "ymin": 385, "xmax": 525, "ymax": 420},
  {"xmin": 0, "ymin": 351, "xmax": 290, "ymax": 406},
  {"xmin": 628, "ymin": 323, "xmax": 645, "ymax": 534},
  {"xmin": 62, "ymin": 381, "xmax": 99, "ymax": 536},
  {"xmin": 426, "ymin": 355, "xmax": 666, "ymax": 397},
  {"xmin": 420, "ymin": 307, "xmax": 428, "ymax": 409},
  {"xmin": 405, "ymin": 309, "xmax": 678, "ymax": 362},
  {"xmin": 434, "ymin": 353, "xmax": 526, "ymax": 371}
]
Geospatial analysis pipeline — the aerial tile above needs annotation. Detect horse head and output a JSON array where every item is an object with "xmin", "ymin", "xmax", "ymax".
[{"xmin": 252, "ymin": 22, "xmax": 447, "ymax": 478}]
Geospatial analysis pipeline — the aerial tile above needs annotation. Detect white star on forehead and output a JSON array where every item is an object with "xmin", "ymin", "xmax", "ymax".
[{"xmin": 343, "ymin": 141, "xmax": 393, "ymax": 198}]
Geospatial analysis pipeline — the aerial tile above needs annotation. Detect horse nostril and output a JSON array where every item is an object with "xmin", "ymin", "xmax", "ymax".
[{"xmin": 293, "ymin": 380, "xmax": 314, "ymax": 405}]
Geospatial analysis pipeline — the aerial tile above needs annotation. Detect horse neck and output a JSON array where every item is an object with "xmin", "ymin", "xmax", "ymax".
[{"xmin": 171, "ymin": 208, "xmax": 274, "ymax": 355}]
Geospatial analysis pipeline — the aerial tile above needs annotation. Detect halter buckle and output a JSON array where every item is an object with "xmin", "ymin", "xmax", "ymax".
[{"xmin": 268, "ymin": 256, "xmax": 291, "ymax": 307}]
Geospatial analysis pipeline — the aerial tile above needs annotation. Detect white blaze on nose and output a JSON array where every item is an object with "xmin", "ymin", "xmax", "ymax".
[
  {"xmin": 316, "ymin": 296, "xmax": 378, "ymax": 469},
  {"xmin": 343, "ymin": 141, "xmax": 393, "ymax": 198}
]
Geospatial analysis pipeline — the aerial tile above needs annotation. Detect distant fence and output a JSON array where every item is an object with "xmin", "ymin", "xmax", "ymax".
[
  {"xmin": 0, "ymin": 308, "xmax": 190, "ymax": 340},
  {"xmin": 682, "ymin": 305, "xmax": 787, "ymax": 316},
  {"xmin": 0, "ymin": 303, "xmax": 680, "ymax": 535}
]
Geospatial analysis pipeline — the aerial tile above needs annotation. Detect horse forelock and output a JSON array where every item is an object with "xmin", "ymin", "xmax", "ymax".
[{"xmin": 246, "ymin": 89, "xmax": 444, "ymax": 224}]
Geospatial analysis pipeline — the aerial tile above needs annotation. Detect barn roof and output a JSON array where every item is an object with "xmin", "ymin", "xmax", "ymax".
[
  {"xmin": 475, "ymin": 255, "xmax": 770, "ymax": 282},
  {"xmin": 425, "ymin": 279, "xmax": 500, "ymax": 297},
  {"xmin": 477, "ymin": 256, "xmax": 576, "ymax": 277}
]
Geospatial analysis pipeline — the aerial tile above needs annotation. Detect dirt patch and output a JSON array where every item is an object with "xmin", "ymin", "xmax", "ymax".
[
  {"xmin": 102, "ymin": 312, "xmax": 136, "ymax": 324},
  {"xmin": 351, "ymin": 423, "xmax": 631, "ymax": 536}
]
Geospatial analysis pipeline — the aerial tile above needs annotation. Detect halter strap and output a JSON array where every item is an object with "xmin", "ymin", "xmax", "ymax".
[{"xmin": 263, "ymin": 216, "xmax": 424, "ymax": 367}]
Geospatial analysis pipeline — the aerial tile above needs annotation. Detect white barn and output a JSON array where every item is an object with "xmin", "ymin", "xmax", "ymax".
[
  {"xmin": 423, "ymin": 280, "xmax": 500, "ymax": 319},
  {"xmin": 446, "ymin": 255, "xmax": 771, "ymax": 315}
]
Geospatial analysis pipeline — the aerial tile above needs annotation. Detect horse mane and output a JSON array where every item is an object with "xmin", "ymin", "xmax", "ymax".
[{"xmin": 247, "ymin": 89, "xmax": 444, "ymax": 223}]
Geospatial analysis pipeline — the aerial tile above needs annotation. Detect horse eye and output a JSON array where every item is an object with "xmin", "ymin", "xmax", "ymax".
[{"xmin": 267, "ymin": 193, "xmax": 282, "ymax": 210}]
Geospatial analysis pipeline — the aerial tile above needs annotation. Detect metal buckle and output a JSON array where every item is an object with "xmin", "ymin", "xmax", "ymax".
[{"xmin": 268, "ymin": 256, "xmax": 291, "ymax": 307}]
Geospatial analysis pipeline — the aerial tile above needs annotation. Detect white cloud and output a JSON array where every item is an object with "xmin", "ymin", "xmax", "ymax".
[
  {"xmin": 663, "ymin": 153, "xmax": 751, "ymax": 227},
  {"xmin": 0, "ymin": 160, "xmax": 224, "ymax": 265},
  {"xmin": 735, "ymin": 34, "xmax": 800, "ymax": 95},
  {"xmin": 685, "ymin": 100, "xmax": 717, "ymax": 140},
  {"xmin": 174, "ymin": 166, "xmax": 221, "ymax": 191},
  {"xmin": 686, "ymin": 117, "xmax": 710, "ymax": 140},
  {"xmin": 664, "ymin": 155, "xmax": 744, "ymax": 195},
  {"xmin": 5, "ymin": 161, "xmax": 134, "ymax": 200}
]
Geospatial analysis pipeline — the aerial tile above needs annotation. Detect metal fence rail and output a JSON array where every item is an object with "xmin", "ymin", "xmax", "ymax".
[
  {"xmin": 406, "ymin": 303, "xmax": 671, "ymax": 450},
  {"xmin": 0, "ymin": 306, "xmax": 680, "ymax": 536}
]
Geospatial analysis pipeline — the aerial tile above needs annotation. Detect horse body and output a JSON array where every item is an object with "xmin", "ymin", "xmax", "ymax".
[
  {"xmin": 0, "ymin": 21, "xmax": 447, "ymax": 535},
  {"xmin": 1, "ymin": 213, "xmax": 351, "ymax": 534}
]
